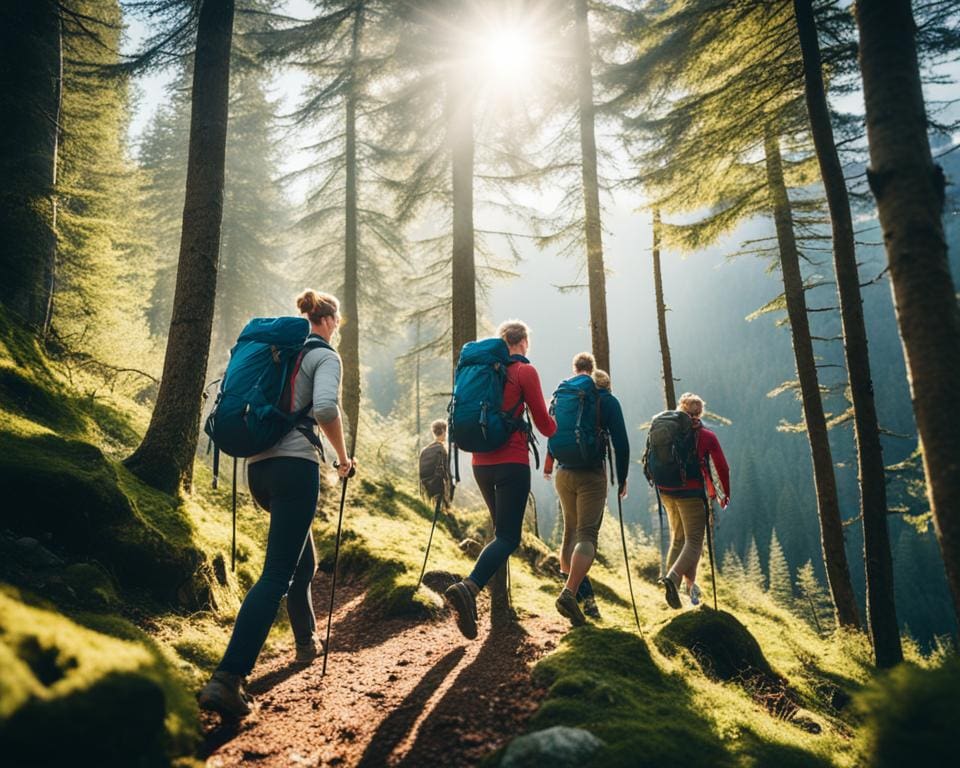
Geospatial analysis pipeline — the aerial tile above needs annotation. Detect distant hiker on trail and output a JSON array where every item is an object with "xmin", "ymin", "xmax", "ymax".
[
  {"xmin": 419, "ymin": 419, "xmax": 451, "ymax": 508},
  {"xmin": 199, "ymin": 290, "xmax": 357, "ymax": 719},
  {"xmin": 544, "ymin": 353, "xmax": 629, "ymax": 626},
  {"xmin": 444, "ymin": 320, "xmax": 557, "ymax": 639},
  {"xmin": 644, "ymin": 393, "xmax": 729, "ymax": 610}
]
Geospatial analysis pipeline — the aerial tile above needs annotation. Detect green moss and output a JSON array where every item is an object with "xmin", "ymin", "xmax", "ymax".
[
  {"xmin": 531, "ymin": 626, "xmax": 733, "ymax": 768},
  {"xmin": 655, "ymin": 608, "xmax": 776, "ymax": 682},
  {"xmin": 855, "ymin": 658, "xmax": 958, "ymax": 767},
  {"xmin": 0, "ymin": 588, "xmax": 198, "ymax": 765}
]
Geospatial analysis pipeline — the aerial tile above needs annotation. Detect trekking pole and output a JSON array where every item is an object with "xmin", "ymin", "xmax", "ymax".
[
  {"xmin": 655, "ymin": 486, "xmax": 666, "ymax": 579},
  {"xmin": 231, "ymin": 457, "xmax": 238, "ymax": 572},
  {"xmin": 417, "ymin": 494, "xmax": 444, "ymax": 589},
  {"xmin": 703, "ymin": 497, "xmax": 718, "ymax": 610},
  {"xmin": 529, "ymin": 491, "xmax": 540, "ymax": 539},
  {"xmin": 616, "ymin": 493, "xmax": 643, "ymax": 637},
  {"xmin": 322, "ymin": 439, "xmax": 357, "ymax": 677}
]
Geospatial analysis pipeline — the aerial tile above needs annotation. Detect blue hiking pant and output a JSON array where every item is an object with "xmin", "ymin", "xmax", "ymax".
[
  {"xmin": 468, "ymin": 462, "xmax": 530, "ymax": 589},
  {"xmin": 218, "ymin": 457, "xmax": 319, "ymax": 676}
]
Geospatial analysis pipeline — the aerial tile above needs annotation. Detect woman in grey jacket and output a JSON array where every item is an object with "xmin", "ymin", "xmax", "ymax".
[{"xmin": 199, "ymin": 290, "xmax": 355, "ymax": 719}]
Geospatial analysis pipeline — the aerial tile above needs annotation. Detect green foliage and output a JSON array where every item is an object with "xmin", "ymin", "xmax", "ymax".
[
  {"xmin": 795, "ymin": 559, "xmax": 832, "ymax": 634},
  {"xmin": 722, "ymin": 547, "xmax": 745, "ymax": 580},
  {"xmin": 856, "ymin": 658, "xmax": 959, "ymax": 767}
]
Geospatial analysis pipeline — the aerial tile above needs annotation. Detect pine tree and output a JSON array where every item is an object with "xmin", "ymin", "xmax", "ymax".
[
  {"xmin": 651, "ymin": 208, "xmax": 676, "ymax": 410},
  {"xmin": 768, "ymin": 529, "xmax": 794, "ymax": 607},
  {"xmin": 856, "ymin": 0, "xmax": 960, "ymax": 633},
  {"xmin": 0, "ymin": 0, "xmax": 61, "ymax": 332},
  {"xmin": 722, "ymin": 547, "xmax": 745, "ymax": 580},
  {"xmin": 796, "ymin": 558, "xmax": 832, "ymax": 634},
  {"xmin": 125, "ymin": 0, "xmax": 236, "ymax": 493},
  {"xmin": 745, "ymin": 537, "xmax": 765, "ymax": 591}
]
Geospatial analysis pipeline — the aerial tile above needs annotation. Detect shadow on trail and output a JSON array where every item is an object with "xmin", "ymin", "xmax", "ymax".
[
  {"xmin": 356, "ymin": 646, "xmax": 467, "ymax": 767},
  {"xmin": 397, "ymin": 620, "xmax": 543, "ymax": 768},
  {"xmin": 198, "ymin": 716, "xmax": 243, "ymax": 760}
]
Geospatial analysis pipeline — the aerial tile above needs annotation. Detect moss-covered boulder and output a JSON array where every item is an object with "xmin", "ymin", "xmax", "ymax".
[
  {"xmin": 0, "ymin": 430, "xmax": 210, "ymax": 609},
  {"xmin": 0, "ymin": 589, "xmax": 198, "ymax": 766},
  {"xmin": 656, "ymin": 608, "xmax": 775, "ymax": 682},
  {"xmin": 856, "ymin": 658, "xmax": 958, "ymax": 767}
]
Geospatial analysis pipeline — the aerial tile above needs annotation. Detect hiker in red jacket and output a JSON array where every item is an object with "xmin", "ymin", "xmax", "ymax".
[
  {"xmin": 654, "ymin": 393, "xmax": 730, "ymax": 609},
  {"xmin": 444, "ymin": 320, "xmax": 556, "ymax": 638}
]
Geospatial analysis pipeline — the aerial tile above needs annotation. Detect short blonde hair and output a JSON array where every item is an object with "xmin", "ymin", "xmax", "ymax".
[
  {"xmin": 497, "ymin": 320, "xmax": 529, "ymax": 346},
  {"xmin": 573, "ymin": 352, "xmax": 595, "ymax": 373},
  {"xmin": 593, "ymin": 369, "xmax": 611, "ymax": 390},
  {"xmin": 678, "ymin": 392, "xmax": 704, "ymax": 418},
  {"xmin": 431, "ymin": 419, "xmax": 447, "ymax": 437}
]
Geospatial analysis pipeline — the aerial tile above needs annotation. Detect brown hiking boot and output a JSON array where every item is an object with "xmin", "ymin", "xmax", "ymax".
[
  {"xmin": 294, "ymin": 636, "xmax": 326, "ymax": 664},
  {"xmin": 556, "ymin": 588, "xmax": 587, "ymax": 627},
  {"xmin": 444, "ymin": 581, "xmax": 478, "ymax": 639},
  {"xmin": 582, "ymin": 596, "xmax": 601, "ymax": 621},
  {"xmin": 198, "ymin": 671, "xmax": 253, "ymax": 719}
]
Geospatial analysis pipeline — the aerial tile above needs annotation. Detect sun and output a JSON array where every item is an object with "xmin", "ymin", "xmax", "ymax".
[{"xmin": 474, "ymin": 24, "xmax": 539, "ymax": 81}]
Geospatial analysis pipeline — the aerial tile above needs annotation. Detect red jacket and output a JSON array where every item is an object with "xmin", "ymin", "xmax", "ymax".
[
  {"xmin": 658, "ymin": 421, "xmax": 731, "ymax": 507},
  {"xmin": 473, "ymin": 361, "xmax": 556, "ymax": 466}
]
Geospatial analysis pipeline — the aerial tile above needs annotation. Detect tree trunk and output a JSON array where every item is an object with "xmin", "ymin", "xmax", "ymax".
[
  {"xmin": 652, "ymin": 209, "xmax": 676, "ymax": 410},
  {"xmin": 856, "ymin": 0, "xmax": 960, "ymax": 632},
  {"xmin": 764, "ymin": 127, "xmax": 861, "ymax": 629},
  {"xmin": 340, "ymin": 7, "xmax": 363, "ymax": 453},
  {"xmin": 574, "ymin": 0, "xmax": 610, "ymax": 373},
  {"xmin": 414, "ymin": 314, "xmax": 422, "ymax": 462},
  {"xmin": 125, "ymin": 0, "xmax": 235, "ymax": 494},
  {"xmin": 0, "ymin": 0, "xmax": 61, "ymax": 334},
  {"xmin": 793, "ymin": 0, "xmax": 901, "ymax": 667}
]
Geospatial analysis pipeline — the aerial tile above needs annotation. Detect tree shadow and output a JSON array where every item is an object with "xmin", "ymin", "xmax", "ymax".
[
  {"xmin": 396, "ymin": 621, "xmax": 542, "ymax": 768},
  {"xmin": 355, "ymin": 646, "xmax": 467, "ymax": 768}
]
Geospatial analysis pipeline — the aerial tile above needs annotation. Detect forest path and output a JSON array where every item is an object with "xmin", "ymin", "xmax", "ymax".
[{"xmin": 201, "ymin": 574, "xmax": 567, "ymax": 767}]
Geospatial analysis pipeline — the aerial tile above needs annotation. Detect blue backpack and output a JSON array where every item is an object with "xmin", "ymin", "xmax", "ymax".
[
  {"xmin": 204, "ymin": 317, "xmax": 329, "ymax": 467},
  {"xmin": 447, "ymin": 338, "xmax": 531, "ymax": 479},
  {"xmin": 548, "ymin": 375, "xmax": 611, "ymax": 470}
]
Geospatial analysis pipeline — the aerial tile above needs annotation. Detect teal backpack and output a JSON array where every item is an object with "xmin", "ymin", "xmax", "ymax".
[{"xmin": 548, "ymin": 375, "xmax": 612, "ymax": 474}]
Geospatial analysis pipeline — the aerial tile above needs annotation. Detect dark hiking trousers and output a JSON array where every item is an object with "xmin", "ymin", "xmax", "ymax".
[
  {"xmin": 468, "ymin": 463, "xmax": 531, "ymax": 589},
  {"xmin": 218, "ymin": 457, "xmax": 319, "ymax": 676}
]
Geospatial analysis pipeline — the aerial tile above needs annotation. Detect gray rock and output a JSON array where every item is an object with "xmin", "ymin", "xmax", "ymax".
[{"xmin": 501, "ymin": 726, "xmax": 604, "ymax": 768}]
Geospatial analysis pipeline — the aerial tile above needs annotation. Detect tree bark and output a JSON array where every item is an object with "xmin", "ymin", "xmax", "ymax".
[
  {"xmin": 574, "ymin": 0, "xmax": 610, "ymax": 373},
  {"xmin": 125, "ymin": 0, "xmax": 235, "ymax": 494},
  {"xmin": 0, "ymin": 0, "xmax": 61, "ymax": 334},
  {"xmin": 764, "ymin": 127, "xmax": 861, "ymax": 629},
  {"xmin": 340, "ymin": 6, "xmax": 363, "ymax": 453},
  {"xmin": 652, "ymin": 209, "xmax": 676, "ymax": 410},
  {"xmin": 793, "ymin": 0, "xmax": 901, "ymax": 667},
  {"xmin": 856, "ymin": 0, "xmax": 960, "ymax": 632}
]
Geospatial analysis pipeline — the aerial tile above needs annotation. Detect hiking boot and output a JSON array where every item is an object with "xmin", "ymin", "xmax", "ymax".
[
  {"xmin": 294, "ymin": 636, "xmax": 325, "ymax": 664},
  {"xmin": 198, "ymin": 671, "xmax": 253, "ymax": 719},
  {"xmin": 582, "ymin": 595, "xmax": 601, "ymax": 620},
  {"xmin": 688, "ymin": 582, "xmax": 702, "ymax": 607},
  {"xmin": 658, "ymin": 576, "xmax": 682, "ymax": 609},
  {"xmin": 556, "ymin": 588, "xmax": 587, "ymax": 627},
  {"xmin": 444, "ymin": 581, "xmax": 478, "ymax": 640}
]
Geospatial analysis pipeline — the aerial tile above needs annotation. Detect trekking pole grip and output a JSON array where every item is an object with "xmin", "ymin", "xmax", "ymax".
[{"xmin": 333, "ymin": 460, "xmax": 357, "ymax": 478}]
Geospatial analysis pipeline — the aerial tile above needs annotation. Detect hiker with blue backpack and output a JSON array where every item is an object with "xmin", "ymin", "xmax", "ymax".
[
  {"xmin": 643, "ymin": 393, "xmax": 730, "ymax": 610},
  {"xmin": 544, "ymin": 353, "xmax": 629, "ymax": 626},
  {"xmin": 444, "ymin": 320, "xmax": 556, "ymax": 639},
  {"xmin": 199, "ymin": 290, "xmax": 355, "ymax": 719}
]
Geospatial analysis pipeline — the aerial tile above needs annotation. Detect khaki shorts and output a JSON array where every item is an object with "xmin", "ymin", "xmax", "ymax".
[{"xmin": 556, "ymin": 466, "xmax": 608, "ymax": 547}]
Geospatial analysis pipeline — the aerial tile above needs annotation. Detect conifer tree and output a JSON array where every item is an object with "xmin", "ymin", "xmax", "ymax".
[
  {"xmin": 125, "ymin": 0, "xmax": 236, "ymax": 493},
  {"xmin": 722, "ymin": 547, "xmax": 745, "ymax": 581},
  {"xmin": 0, "ymin": 0, "xmax": 61, "ymax": 333},
  {"xmin": 745, "ymin": 537, "xmax": 765, "ymax": 591},
  {"xmin": 796, "ymin": 558, "xmax": 832, "ymax": 633},
  {"xmin": 855, "ymin": 0, "xmax": 960, "ymax": 633},
  {"xmin": 768, "ymin": 529, "xmax": 794, "ymax": 607},
  {"xmin": 651, "ymin": 208, "xmax": 676, "ymax": 410}
]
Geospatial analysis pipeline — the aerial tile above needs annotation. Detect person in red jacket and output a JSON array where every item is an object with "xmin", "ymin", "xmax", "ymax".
[
  {"xmin": 656, "ymin": 392, "xmax": 730, "ymax": 608},
  {"xmin": 444, "ymin": 320, "xmax": 557, "ymax": 639}
]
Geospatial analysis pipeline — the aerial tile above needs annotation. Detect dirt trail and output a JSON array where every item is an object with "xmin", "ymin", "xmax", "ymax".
[{"xmin": 201, "ymin": 574, "xmax": 567, "ymax": 767}]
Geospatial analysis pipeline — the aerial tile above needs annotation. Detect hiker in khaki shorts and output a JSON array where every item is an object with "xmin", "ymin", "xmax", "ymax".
[{"xmin": 545, "ymin": 353, "xmax": 630, "ymax": 626}]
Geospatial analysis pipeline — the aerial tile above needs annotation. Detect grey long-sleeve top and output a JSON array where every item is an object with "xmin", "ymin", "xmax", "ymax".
[{"xmin": 249, "ymin": 339, "xmax": 342, "ymax": 464}]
